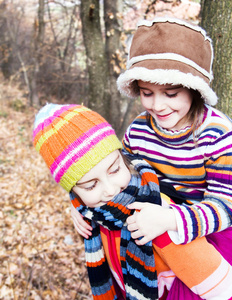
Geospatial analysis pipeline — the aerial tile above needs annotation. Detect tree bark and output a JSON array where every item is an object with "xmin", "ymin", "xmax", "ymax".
[
  {"xmin": 80, "ymin": 0, "xmax": 110, "ymax": 120},
  {"xmin": 200, "ymin": 0, "xmax": 232, "ymax": 117},
  {"xmin": 104, "ymin": 0, "xmax": 123, "ymax": 133},
  {"xmin": 30, "ymin": 0, "xmax": 45, "ymax": 107}
]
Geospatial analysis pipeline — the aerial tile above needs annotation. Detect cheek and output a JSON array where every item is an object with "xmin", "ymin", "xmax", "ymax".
[
  {"xmin": 182, "ymin": 91, "xmax": 193, "ymax": 108},
  {"xmin": 120, "ymin": 168, "xmax": 131, "ymax": 186},
  {"xmin": 175, "ymin": 94, "xmax": 192, "ymax": 113},
  {"xmin": 75, "ymin": 190, "xmax": 87, "ymax": 204},
  {"xmin": 182, "ymin": 99, "xmax": 192, "ymax": 115},
  {"xmin": 141, "ymin": 97, "xmax": 150, "ymax": 109},
  {"xmin": 73, "ymin": 188, "xmax": 97, "ymax": 207},
  {"xmin": 80, "ymin": 192, "xmax": 99, "ymax": 207}
]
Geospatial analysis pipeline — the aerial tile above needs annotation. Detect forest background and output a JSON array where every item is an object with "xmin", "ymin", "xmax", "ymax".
[{"xmin": 0, "ymin": 0, "xmax": 231, "ymax": 299}]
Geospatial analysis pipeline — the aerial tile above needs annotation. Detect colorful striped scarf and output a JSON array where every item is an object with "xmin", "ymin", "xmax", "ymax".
[{"xmin": 70, "ymin": 158, "xmax": 161, "ymax": 299}]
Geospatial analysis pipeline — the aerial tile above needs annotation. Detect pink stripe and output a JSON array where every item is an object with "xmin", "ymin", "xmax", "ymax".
[
  {"xmin": 54, "ymin": 128, "xmax": 114, "ymax": 183},
  {"xmin": 52, "ymin": 124, "xmax": 115, "ymax": 183},
  {"xmin": 33, "ymin": 104, "xmax": 76, "ymax": 139},
  {"xmin": 50, "ymin": 121, "xmax": 109, "ymax": 174}
]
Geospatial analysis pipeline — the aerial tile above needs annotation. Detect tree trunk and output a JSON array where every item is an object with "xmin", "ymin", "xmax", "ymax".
[
  {"xmin": 30, "ymin": 0, "xmax": 45, "ymax": 107},
  {"xmin": 104, "ymin": 0, "xmax": 123, "ymax": 133},
  {"xmin": 80, "ymin": 0, "xmax": 110, "ymax": 120},
  {"xmin": 200, "ymin": 0, "xmax": 232, "ymax": 117}
]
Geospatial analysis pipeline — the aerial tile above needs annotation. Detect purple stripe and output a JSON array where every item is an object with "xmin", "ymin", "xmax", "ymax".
[
  {"xmin": 132, "ymin": 127, "xmax": 190, "ymax": 143},
  {"xmin": 130, "ymin": 145, "xmax": 203, "ymax": 162},
  {"xmin": 33, "ymin": 104, "xmax": 76, "ymax": 139},
  {"xmin": 188, "ymin": 207, "xmax": 199, "ymax": 240},
  {"xmin": 171, "ymin": 205, "xmax": 189, "ymax": 244},
  {"xmin": 206, "ymin": 144, "xmax": 232, "ymax": 158},
  {"xmin": 196, "ymin": 205, "xmax": 209, "ymax": 235},
  {"xmin": 130, "ymin": 129, "xmax": 194, "ymax": 150},
  {"xmin": 203, "ymin": 203, "xmax": 220, "ymax": 233},
  {"xmin": 53, "ymin": 125, "xmax": 115, "ymax": 183},
  {"xmin": 207, "ymin": 171, "xmax": 231, "ymax": 184}
]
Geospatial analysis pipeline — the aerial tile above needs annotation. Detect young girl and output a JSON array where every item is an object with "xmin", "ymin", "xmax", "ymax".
[
  {"xmin": 116, "ymin": 17, "xmax": 232, "ymax": 298},
  {"xmin": 33, "ymin": 103, "xmax": 164, "ymax": 300},
  {"xmin": 73, "ymin": 17, "xmax": 232, "ymax": 299}
]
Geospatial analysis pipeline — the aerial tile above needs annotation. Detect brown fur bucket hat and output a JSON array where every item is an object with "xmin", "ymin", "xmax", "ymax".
[{"xmin": 117, "ymin": 17, "xmax": 217, "ymax": 106}]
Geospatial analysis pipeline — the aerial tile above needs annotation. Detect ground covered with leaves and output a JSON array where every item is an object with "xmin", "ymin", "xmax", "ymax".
[{"xmin": 0, "ymin": 79, "xmax": 92, "ymax": 299}]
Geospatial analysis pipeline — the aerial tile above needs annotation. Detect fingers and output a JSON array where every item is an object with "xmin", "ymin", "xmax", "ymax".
[
  {"xmin": 71, "ymin": 204, "xmax": 92, "ymax": 239},
  {"xmin": 127, "ymin": 211, "xmax": 140, "ymax": 233},
  {"xmin": 127, "ymin": 202, "xmax": 149, "ymax": 210},
  {"xmin": 127, "ymin": 214, "xmax": 136, "ymax": 225},
  {"xmin": 135, "ymin": 236, "xmax": 150, "ymax": 246},
  {"xmin": 127, "ymin": 212, "xmax": 145, "ymax": 242},
  {"xmin": 127, "ymin": 203, "xmax": 161, "ymax": 244},
  {"xmin": 130, "ymin": 229, "xmax": 143, "ymax": 240},
  {"xmin": 73, "ymin": 220, "xmax": 92, "ymax": 239},
  {"xmin": 129, "ymin": 228, "xmax": 150, "ymax": 246},
  {"xmin": 127, "ymin": 221, "xmax": 138, "ymax": 232}
]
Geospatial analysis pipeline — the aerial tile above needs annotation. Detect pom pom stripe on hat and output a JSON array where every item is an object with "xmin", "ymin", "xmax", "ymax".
[
  {"xmin": 33, "ymin": 103, "xmax": 122, "ymax": 192},
  {"xmin": 117, "ymin": 17, "xmax": 217, "ymax": 106}
]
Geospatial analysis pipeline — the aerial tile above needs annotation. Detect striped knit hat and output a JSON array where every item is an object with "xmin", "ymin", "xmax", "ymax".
[
  {"xmin": 117, "ymin": 17, "xmax": 218, "ymax": 106},
  {"xmin": 33, "ymin": 103, "xmax": 122, "ymax": 192}
]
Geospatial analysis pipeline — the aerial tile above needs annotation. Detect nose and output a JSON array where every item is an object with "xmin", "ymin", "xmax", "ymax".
[
  {"xmin": 151, "ymin": 95, "xmax": 165, "ymax": 112},
  {"xmin": 103, "ymin": 180, "xmax": 117, "ymax": 198}
]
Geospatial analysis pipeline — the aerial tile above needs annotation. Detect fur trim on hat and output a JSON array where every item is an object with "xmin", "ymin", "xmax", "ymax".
[
  {"xmin": 127, "ymin": 53, "xmax": 213, "ymax": 82},
  {"xmin": 117, "ymin": 68, "xmax": 218, "ymax": 106}
]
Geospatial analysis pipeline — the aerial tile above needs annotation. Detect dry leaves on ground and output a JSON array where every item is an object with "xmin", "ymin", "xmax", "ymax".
[{"xmin": 0, "ymin": 81, "xmax": 92, "ymax": 300}]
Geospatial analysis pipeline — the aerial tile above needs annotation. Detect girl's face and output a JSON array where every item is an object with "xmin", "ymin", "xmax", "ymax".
[
  {"xmin": 72, "ymin": 150, "xmax": 131, "ymax": 208},
  {"xmin": 138, "ymin": 81, "xmax": 193, "ymax": 131}
]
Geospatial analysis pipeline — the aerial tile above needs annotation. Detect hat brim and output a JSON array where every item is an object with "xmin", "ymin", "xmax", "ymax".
[{"xmin": 117, "ymin": 60, "xmax": 217, "ymax": 106}]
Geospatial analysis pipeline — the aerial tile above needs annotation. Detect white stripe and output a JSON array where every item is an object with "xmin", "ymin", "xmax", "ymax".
[
  {"xmin": 127, "ymin": 53, "xmax": 213, "ymax": 81},
  {"xmin": 125, "ymin": 284, "xmax": 152, "ymax": 300},
  {"xmin": 85, "ymin": 247, "xmax": 105, "ymax": 263},
  {"xmin": 191, "ymin": 258, "xmax": 232, "ymax": 299}
]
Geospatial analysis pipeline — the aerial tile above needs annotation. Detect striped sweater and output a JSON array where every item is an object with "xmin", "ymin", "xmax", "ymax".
[{"xmin": 122, "ymin": 104, "xmax": 232, "ymax": 244}]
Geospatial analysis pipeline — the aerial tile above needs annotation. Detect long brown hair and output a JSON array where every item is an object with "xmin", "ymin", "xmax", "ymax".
[{"xmin": 187, "ymin": 89, "xmax": 205, "ymax": 142}]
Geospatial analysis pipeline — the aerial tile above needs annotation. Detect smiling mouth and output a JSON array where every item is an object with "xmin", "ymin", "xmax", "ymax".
[{"xmin": 157, "ymin": 112, "xmax": 173, "ymax": 119}]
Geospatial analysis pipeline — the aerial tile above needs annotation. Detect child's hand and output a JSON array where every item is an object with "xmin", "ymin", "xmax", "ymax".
[
  {"xmin": 71, "ymin": 204, "xmax": 92, "ymax": 239},
  {"xmin": 127, "ymin": 202, "xmax": 177, "ymax": 245}
]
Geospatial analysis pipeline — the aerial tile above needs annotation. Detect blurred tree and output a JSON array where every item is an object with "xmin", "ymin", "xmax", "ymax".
[
  {"xmin": 0, "ymin": 2, "xmax": 26, "ymax": 82},
  {"xmin": 80, "ymin": 0, "xmax": 134, "ymax": 137},
  {"xmin": 45, "ymin": 1, "xmax": 82, "ymax": 101},
  {"xmin": 104, "ymin": 0, "xmax": 125, "ymax": 134},
  {"xmin": 0, "ymin": 0, "xmax": 87, "ymax": 106},
  {"xmin": 200, "ymin": 0, "xmax": 232, "ymax": 117},
  {"xmin": 80, "ymin": 0, "xmax": 111, "ymax": 121},
  {"xmin": 0, "ymin": 1, "xmax": 13, "ymax": 79},
  {"xmin": 30, "ymin": 0, "xmax": 45, "ymax": 107}
]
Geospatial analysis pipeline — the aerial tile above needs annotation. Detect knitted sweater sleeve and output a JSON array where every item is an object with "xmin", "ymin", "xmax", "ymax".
[{"xmin": 169, "ymin": 130, "xmax": 232, "ymax": 244}]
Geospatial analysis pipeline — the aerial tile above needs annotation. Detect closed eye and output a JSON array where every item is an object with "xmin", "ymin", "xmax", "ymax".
[
  {"xmin": 76, "ymin": 180, "xmax": 98, "ymax": 191},
  {"xmin": 110, "ymin": 165, "xmax": 120, "ymax": 174},
  {"xmin": 166, "ymin": 92, "xmax": 178, "ymax": 98},
  {"xmin": 84, "ymin": 180, "xmax": 98, "ymax": 191},
  {"xmin": 138, "ymin": 87, "xmax": 153, "ymax": 97},
  {"xmin": 142, "ymin": 91, "xmax": 153, "ymax": 97}
]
